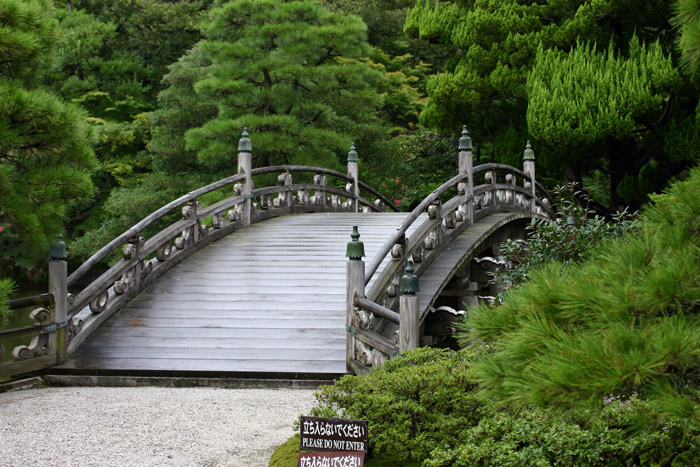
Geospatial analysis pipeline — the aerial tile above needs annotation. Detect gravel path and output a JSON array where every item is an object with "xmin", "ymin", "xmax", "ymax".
[{"xmin": 0, "ymin": 386, "xmax": 317, "ymax": 466}]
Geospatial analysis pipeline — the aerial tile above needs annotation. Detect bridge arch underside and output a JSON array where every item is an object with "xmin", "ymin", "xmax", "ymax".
[{"xmin": 383, "ymin": 211, "xmax": 538, "ymax": 349}]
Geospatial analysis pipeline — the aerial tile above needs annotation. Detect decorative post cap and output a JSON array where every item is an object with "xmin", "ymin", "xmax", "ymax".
[
  {"xmin": 346, "ymin": 225, "xmax": 365, "ymax": 261},
  {"xmin": 523, "ymin": 141, "xmax": 535, "ymax": 161},
  {"xmin": 49, "ymin": 234, "xmax": 67, "ymax": 262},
  {"xmin": 238, "ymin": 127, "xmax": 252, "ymax": 153},
  {"xmin": 458, "ymin": 125, "xmax": 472, "ymax": 151},
  {"xmin": 400, "ymin": 259, "xmax": 420, "ymax": 295},
  {"xmin": 347, "ymin": 143, "xmax": 359, "ymax": 163}
]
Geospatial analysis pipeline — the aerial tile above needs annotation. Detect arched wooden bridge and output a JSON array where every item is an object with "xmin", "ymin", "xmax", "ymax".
[{"xmin": 1, "ymin": 129, "xmax": 551, "ymax": 379}]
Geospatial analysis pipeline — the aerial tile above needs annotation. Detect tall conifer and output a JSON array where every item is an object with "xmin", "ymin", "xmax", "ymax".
[
  {"xmin": 0, "ymin": 0, "xmax": 97, "ymax": 306},
  {"xmin": 184, "ymin": 0, "xmax": 385, "ymax": 170}
]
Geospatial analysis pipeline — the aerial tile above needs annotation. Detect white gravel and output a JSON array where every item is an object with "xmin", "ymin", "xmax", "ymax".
[{"xmin": 0, "ymin": 386, "xmax": 317, "ymax": 466}]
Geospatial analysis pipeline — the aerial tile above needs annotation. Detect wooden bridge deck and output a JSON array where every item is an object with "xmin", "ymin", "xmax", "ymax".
[{"xmin": 57, "ymin": 213, "xmax": 417, "ymax": 377}]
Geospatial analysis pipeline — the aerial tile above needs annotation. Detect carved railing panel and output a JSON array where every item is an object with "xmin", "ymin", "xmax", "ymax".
[
  {"xmin": 0, "ymin": 294, "xmax": 58, "ymax": 377},
  {"xmin": 346, "ymin": 296, "xmax": 400, "ymax": 370}
]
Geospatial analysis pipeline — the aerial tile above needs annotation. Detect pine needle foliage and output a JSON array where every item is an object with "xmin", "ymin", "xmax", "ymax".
[
  {"xmin": 458, "ymin": 168, "xmax": 700, "ymax": 428},
  {"xmin": 527, "ymin": 37, "xmax": 680, "ymax": 147},
  {"xmin": 0, "ymin": 0, "xmax": 97, "ymax": 275},
  {"xmin": 672, "ymin": 0, "xmax": 700, "ymax": 75},
  {"xmin": 183, "ymin": 0, "xmax": 385, "ymax": 171},
  {"xmin": 0, "ymin": 278, "xmax": 15, "ymax": 326}
]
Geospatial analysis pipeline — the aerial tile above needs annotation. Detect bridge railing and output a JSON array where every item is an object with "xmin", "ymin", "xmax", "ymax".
[
  {"xmin": 0, "ymin": 129, "xmax": 396, "ymax": 378},
  {"xmin": 345, "ymin": 128, "xmax": 552, "ymax": 373}
]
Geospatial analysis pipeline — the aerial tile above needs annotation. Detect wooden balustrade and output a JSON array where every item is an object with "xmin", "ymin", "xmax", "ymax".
[
  {"xmin": 344, "ymin": 128, "xmax": 552, "ymax": 373},
  {"xmin": 0, "ymin": 240, "xmax": 78, "ymax": 378},
  {"xmin": 1, "ymin": 129, "xmax": 396, "ymax": 379}
]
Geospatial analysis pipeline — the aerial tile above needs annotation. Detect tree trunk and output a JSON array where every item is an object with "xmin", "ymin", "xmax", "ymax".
[{"xmin": 607, "ymin": 136, "xmax": 645, "ymax": 213}]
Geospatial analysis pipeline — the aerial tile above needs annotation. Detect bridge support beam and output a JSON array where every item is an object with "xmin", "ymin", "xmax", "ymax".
[
  {"xmin": 346, "ymin": 226, "xmax": 365, "ymax": 371},
  {"xmin": 399, "ymin": 259, "xmax": 420, "ymax": 352},
  {"xmin": 49, "ymin": 236, "xmax": 68, "ymax": 364},
  {"xmin": 458, "ymin": 126, "xmax": 474, "ymax": 226},
  {"xmin": 347, "ymin": 144, "xmax": 359, "ymax": 213},
  {"xmin": 238, "ymin": 128, "xmax": 253, "ymax": 226}
]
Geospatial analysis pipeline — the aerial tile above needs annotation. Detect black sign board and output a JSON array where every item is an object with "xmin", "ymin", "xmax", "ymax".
[
  {"xmin": 296, "ymin": 451, "xmax": 364, "ymax": 467},
  {"xmin": 299, "ymin": 416, "xmax": 369, "ymax": 453}
]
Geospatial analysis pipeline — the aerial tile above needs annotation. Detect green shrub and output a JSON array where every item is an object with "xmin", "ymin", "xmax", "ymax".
[
  {"xmin": 460, "ymin": 167, "xmax": 700, "ymax": 425},
  {"xmin": 491, "ymin": 182, "xmax": 639, "ymax": 291},
  {"xmin": 311, "ymin": 347, "xmax": 487, "ymax": 463},
  {"xmin": 269, "ymin": 435, "xmax": 300, "ymax": 467},
  {"xmin": 308, "ymin": 347, "xmax": 700, "ymax": 466},
  {"xmin": 425, "ymin": 402, "xmax": 699, "ymax": 466}
]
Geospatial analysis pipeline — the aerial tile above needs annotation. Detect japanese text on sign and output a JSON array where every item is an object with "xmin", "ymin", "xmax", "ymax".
[
  {"xmin": 299, "ymin": 416, "xmax": 369, "ymax": 453},
  {"xmin": 297, "ymin": 451, "xmax": 364, "ymax": 467}
]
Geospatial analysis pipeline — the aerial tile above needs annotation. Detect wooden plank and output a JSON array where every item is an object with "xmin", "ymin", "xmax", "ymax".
[
  {"xmin": 99, "ymin": 317, "xmax": 343, "ymax": 329},
  {"xmin": 71, "ymin": 346, "xmax": 345, "ymax": 361},
  {"xmin": 88, "ymin": 327, "xmax": 344, "ymax": 339},
  {"xmin": 109, "ymin": 309, "xmax": 345, "ymax": 320},
  {"xmin": 57, "ymin": 357, "xmax": 348, "ymax": 374},
  {"xmin": 142, "ymin": 285, "xmax": 348, "ymax": 295},
  {"xmin": 124, "ymin": 300, "xmax": 343, "ymax": 311},
  {"xmin": 76, "ymin": 336, "xmax": 343, "ymax": 349},
  {"xmin": 128, "ymin": 294, "xmax": 346, "ymax": 303},
  {"xmin": 0, "ymin": 354, "xmax": 58, "ymax": 378}
]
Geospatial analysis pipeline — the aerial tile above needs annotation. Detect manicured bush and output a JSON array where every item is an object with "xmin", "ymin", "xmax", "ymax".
[
  {"xmin": 461, "ymin": 167, "xmax": 700, "ymax": 427},
  {"xmin": 307, "ymin": 346, "xmax": 700, "ymax": 466},
  {"xmin": 311, "ymin": 347, "xmax": 487, "ymax": 463}
]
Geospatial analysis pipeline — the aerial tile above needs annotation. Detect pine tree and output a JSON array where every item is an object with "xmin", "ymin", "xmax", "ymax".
[
  {"xmin": 459, "ymin": 167, "xmax": 700, "ymax": 431},
  {"xmin": 405, "ymin": 0, "xmax": 696, "ymax": 210},
  {"xmin": 184, "ymin": 0, "xmax": 385, "ymax": 170},
  {"xmin": 527, "ymin": 37, "xmax": 681, "ymax": 208},
  {"xmin": 68, "ymin": 46, "xmax": 217, "ymax": 259},
  {"xmin": 0, "ymin": 0, "xmax": 97, "ymax": 280},
  {"xmin": 673, "ymin": 0, "xmax": 700, "ymax": 75}
]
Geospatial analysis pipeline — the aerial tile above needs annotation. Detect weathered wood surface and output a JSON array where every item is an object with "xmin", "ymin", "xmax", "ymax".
[{"xmin": 58, "ymin": 213, "xmax": 411, "ymax": 377}]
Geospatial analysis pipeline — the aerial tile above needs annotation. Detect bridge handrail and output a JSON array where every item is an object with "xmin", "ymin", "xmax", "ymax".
[
  {"xmin": 68, "ymin": 165, "xmax": 396, "ymax": 288},
  {"xmin": 67, "ymin": 173, "xmax": 247, "ymax": 287},
  {"xmin": 473, "ymin": 163, "xmax": 553, "ymax": 204},
  {"xmin": 251, "ymin": 165, "xmax": 397, "ymax": 210},
  {"xmin": 0, "ymin": 294, "xmax": 56, "ymax": 341},
  {"xmin": 346, "ymin": 133, "xmax": 554, "ymax": 374},
  {"xmin": 364, "ymin": 163, "xmax": 551, "ymax": 285},
  {"xmin": 365, "ymin": 173, "xmax": 468, "ymax": 283}
]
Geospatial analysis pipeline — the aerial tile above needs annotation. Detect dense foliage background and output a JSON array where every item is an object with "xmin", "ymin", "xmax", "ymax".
[{"xmin": 3, "ymin": 1, "xmax": 700, "ymax": 462}]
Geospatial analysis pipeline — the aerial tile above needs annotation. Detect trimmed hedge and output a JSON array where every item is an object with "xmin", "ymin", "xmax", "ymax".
[{"xmin": 307, "ymin": 347, "xmax": 699, "ymax": 466}]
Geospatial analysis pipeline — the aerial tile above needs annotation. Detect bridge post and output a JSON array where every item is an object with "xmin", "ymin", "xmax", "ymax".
[
  {"xmin": 238, "ymin": 128, "xmax": 253, "ymax": 226},
  {"xmin": 346, "ymin": 226, "xmax": 365, "ymax": 371},
  {"xmin": 347, "ymin": 143, "xmax": 359, "ymax": 213},
  {"xmin": 523, "ymin": 141, "xmax": 536, "ymax": 212},
  {"xmin": 49, "ymin": 235, "xmax": 68, "ymax": 363},
  {"xmin": 399, "ymin": 259, "xmax": 420, "ymax": 352},
  {"xmin": 458, "ymin": 126, "xmax": 474, "ymax": 225}
]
